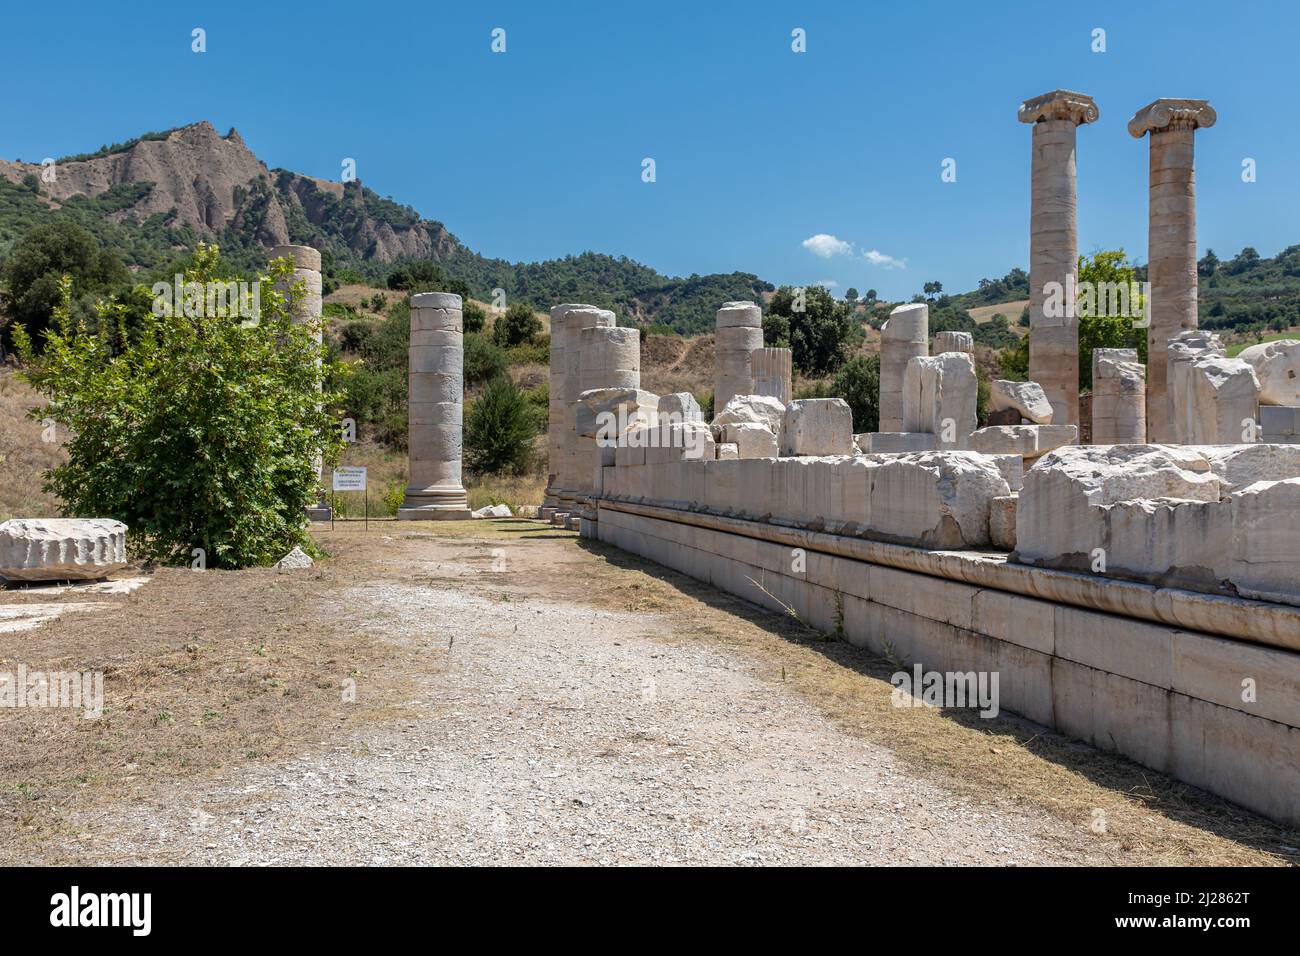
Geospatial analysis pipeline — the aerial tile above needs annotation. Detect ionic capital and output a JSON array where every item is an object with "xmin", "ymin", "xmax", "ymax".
[
  {"xmin": 1018, "ymin": 90, "xmax": 1099, "ymax": 126},
  {"xmin": 1127, "ymin": 98, "xmax": 1216, "ymax": 138}
]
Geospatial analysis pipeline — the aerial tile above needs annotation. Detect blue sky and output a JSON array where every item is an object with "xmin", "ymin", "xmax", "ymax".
[{"xmin": 1, "ymin": 0, "xmax": 1293, "ymax": 300}]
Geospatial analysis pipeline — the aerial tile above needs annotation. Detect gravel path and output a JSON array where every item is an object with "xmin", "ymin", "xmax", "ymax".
[{"xmin": 57, "ymin": 576, "xmax": 1105, "ymax": 865}]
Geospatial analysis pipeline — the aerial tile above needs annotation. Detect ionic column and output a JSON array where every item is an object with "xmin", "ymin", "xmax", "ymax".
[
  {"xmin": 714, "ymin": 302, "xmax": 763, "ymax": 413},
  {"xmin": 1018, "ymin": 90, "xmax": 1098, "ymax": 429},
  {"xmin": 878, "ymin": 303, "xmax": 928, "ymax": 432},
  {"xmin": 270, "ymin": 244, "xmax": 330, "ymax": 520},
  {"xmin": 751, "ymin": 347, "xmax": 793, "ymax": 405},
  {"xmin": 399, "ymin": 292, "xmax": 470, "ymax": 520},
  {"xmin": 1128, "ymin": 99, "xmax": 1216, "ymax": 442},
  {"xmin": 559, "ymin": 306, "xmax": 614, "ymax": 511}
]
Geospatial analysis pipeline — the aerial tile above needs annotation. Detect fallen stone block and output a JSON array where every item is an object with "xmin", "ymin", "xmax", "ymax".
[
  {"xmin": 1260, "ymin": 405, "xmax": 1300, "ymax": 442},
  {"xmin": 867, "ymin": 451, "xmax": 1009, "ymax": 548},
  {"xmin": 934, "ymin": 330, "xmax": 973, "ymax": 354},
  {"xmin": 576, "ymin": 387, "xmax": 659, "ymax": 440},
  {"xmin": 712, "ymin": 393, "xmax": 785, "ymax": 437},
  {"xmin": 1192, "ymin": 442, "xmax": 1300, "ymax": 492},
  {"xmin": 856, "ymin": 432, "xmax": 938, "ymax": 454},
  {"xmin": 472, "ymin": 503, "xmax": 513, "ymax": 518},
  {"xmin": 717, "ymin": 442, "xmax": 739, "ymax": 460},
  {"xmin": 1188, "ymin": 356, "xmax": 1260, "ymax": 444},
  {"xmin": 969, "ymin": 424, "xmax": 1077, "ymax": 461},
  {"xmin": 656, "ymin": 391, "xmax": 703, "ymax": 424},
  {"xmin": 990, "ymin": 379, "xmax": 1053, "ymax": 424},
  {"xmin": 275, "ymin": 546, "xmax": 314, "ymax": 571},
  {"xmin": 781, "ymin": 398, "xmax": 853, "ymax": 456},
  {"xmin": 0, "ymin": 519, "xmax": 128, "ymax": 582},
  {"xmin": 722, "ymin": 422, "xmax": 779, "ymax": 459},
  {"xmin": 1237, "ymin": 339, "xmax": 1300, "ymax": 406},
  {"xmin": 1014, "ymin": 444, "xmax": 1221, "ymax": 572},
  {"xmin": 989, "ymin": 494, "xmax": 1018, "ymax": 550}
]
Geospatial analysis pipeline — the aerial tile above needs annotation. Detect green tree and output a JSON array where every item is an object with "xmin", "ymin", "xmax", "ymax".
[
  {"xmin": 14, "ymin": 244, "xmax": 344, "ymax": 567},
  {"xmin": 464, "ymin": 332, "xmax": 506, "ymax": 384},
  {"xmin": 2, "ymin": 221, "xmax": 128, "ymax": 349},
  {"xmin": 830, "ymin": 354, "xmax": 880, "ymax": 432},
  {"xmin": 1076, "ymin": 249, "xmax": 1147, "ymax": 391},
  {"xmin": 767, "ymin": 285, "xmax": 853, "ymax": 377},
  {"xmin": 465, "ymin": 375, "xmax": 538, "ymax": 475},
  {"xmin": 463, "ymin": 300, "xmax": 487, "ymax": 333},
  {"xmin": 491, "ymin": 302, "xmax": 542, "ymax": 347}
]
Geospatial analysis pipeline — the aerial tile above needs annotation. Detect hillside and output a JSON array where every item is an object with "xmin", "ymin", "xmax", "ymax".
[{"xmin": 0, "ymin": 122, "xmax": 769, "ymax": 332}]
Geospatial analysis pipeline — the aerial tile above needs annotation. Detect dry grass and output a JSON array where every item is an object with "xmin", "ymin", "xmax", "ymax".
[
  {"xmin": 465, "ymin": 472, "xmax": 546, "ymax": 512},
  {"xmin": 969, "ymin": 300, "xmax": 1030, "ymax": 329},
  {"xmin": 0, "ymin": 367, "xmax": 65, "ymax": 520}
]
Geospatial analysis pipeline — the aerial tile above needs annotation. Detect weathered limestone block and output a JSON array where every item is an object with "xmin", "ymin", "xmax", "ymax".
[
  {"xmin": 1014, "ymin": 444, "xmax": 1220, "ymax": 571},
  {"xmin": 717, "ymin": 442, "xmax": 739, "ymax": 460},
  {"xmin": 868, "ymin": 452, "xmax": 1010, "ymax": 548},
  {"xmin": 722, "ymin": 422, "xmax": 779, "ymax": 459},
  {"xmin": 0, "ymin": 519, "xmax": 128, "ymax": 582},
  {"xmin": 1260, "ymin": 405, "xmax": 1300, "ymax": 443},
  {"xmin": 1188, "ymin": 356, "xmax": 1259, "ymax": 444},
  {"xmin": 879, "ymin": 303, "xmax": 928, "ymax": 432},
  {"xmin": 1237, "ymin": 339, "xmax": 1300, "ymax": 406},
  {"xmin": 969, "ymin": 424, "xmax": 1077, "ymax": 461},
  {"xmin": 990, "ymin": 379, "xmax": 1053, "ymax": 425},
  {"xmin": 656, "ymin": 391, "xmax": 703, "ymax": 424},
  {"xmin": 934, "ymin": 330, "xmax": 973, "ymax": 354},
  {"xmin": 575, "ymin": 388, "xmax": 659, "ymax": 441},
  {"xmin": 856, "ymin": 432, "xmax": 937, "ymax": 454},
  {"xmin": 1091, "ymin": 348, "xmax": 1147, "ymax": 444},
  {"xmin": 559, "ymin": 306, "xmax": 615, "ymax": 506},
  {"xmin": 645, "ymin": 421, "xmax": 715, "ymax": 464},
  {"xmin": 713, "ymin": 393, "xmax": 785, "ymax": 437},
  {"xmin": 781, "ymin": 398, "xmax": 853, "ymax": 456},
  {"xmin": 1229, "ymin": 477, "xmax": 1300, "ymax": 604},
  {"xmin": 902, "ymin": 351, "xmax": 977, "ymax": 447},
  {"xmin": 1167, "ymin": 329, "xmax": 1226, "ymax": 443},
  {"xmin": 750, "ymin": 347, "xmax": 793, "ymax": 405},
  {"xmin": 1193, "ymin": 443, "xmax": 1300, "ymax": 493},
  {"xmin": 989, "ymin": 495, "xmax": 1018, "ymax": 550}
]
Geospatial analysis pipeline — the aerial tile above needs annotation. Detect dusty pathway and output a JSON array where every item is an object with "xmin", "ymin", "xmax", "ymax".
[{"xmin": 3, "ymin": 520, "xmax": 1295, "ymax": 865}]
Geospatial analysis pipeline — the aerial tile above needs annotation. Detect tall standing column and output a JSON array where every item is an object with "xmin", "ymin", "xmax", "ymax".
[
  {"xmin": 558, "ymin": 306, "xmax": 615, "ymax": 513},
  {"xmin": 878, "ymin": 302, "xmax": 928, "ymax": 432},
  {"xmin": 575, "ymin": 325, "xmax": 641, "ymax": 507},
  {"xmin": 1128, "ymin": 99, "xmax": 1216, "ymax": 442},
  {"xmin": 270, "ymin": 244, "xmax": 330, "ymax": 520},
  {"xmin": 399, "ymin": 292, "xmax": 471, "ymax": 520},
  {"xmin": 543, "ymin": 303, "xmax": 587, "ymax": 514},
  {"xmin": 1018, "ymin": 90, "xmax": 1099, "ymax": 429},
  {"xmin": 714, "ymin": 301, "xmax": 763, "ymax": 413}
]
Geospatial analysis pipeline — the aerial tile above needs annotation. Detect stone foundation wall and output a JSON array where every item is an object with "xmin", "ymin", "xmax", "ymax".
[{"xmin": 592, "ymin": 499, "xmax": 1300, "ymax": 827}]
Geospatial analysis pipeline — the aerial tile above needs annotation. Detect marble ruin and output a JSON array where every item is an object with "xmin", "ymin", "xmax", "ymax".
[
  {"xmin": 530, "ymin": 89, "xmax": 1300, "ymax": 828},
  {"xmin": 0, "ymin": 519, "xmax": 128, "ymax": 582},
  {"xmin": 399, "ymin": 292, "xmax": 471, "ymax": 520}
]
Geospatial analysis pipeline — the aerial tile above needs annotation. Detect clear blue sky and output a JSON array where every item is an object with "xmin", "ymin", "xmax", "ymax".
[{"xmin": 0, "ymin": 0, "xmax": 1292, "ymax": 300}]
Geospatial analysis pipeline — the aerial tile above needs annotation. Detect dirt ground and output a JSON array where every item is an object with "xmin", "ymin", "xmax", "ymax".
[{"xmin": 1, "ymin": 519, "xmax": 1297, "ymax": 866}]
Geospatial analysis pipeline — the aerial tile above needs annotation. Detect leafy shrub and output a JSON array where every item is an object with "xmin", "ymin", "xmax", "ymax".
[
  {"xmin": 463, "ymin": 300, "xmax": 487, "ymax": 333},
  {"xmin": 491, "ymin": 302, "xmax": 542, "ymax": 347},
  {"xmin": 465, "ymin": 375, "xmax": 538, "ymax": 475},
  {"xmin": 13, "ymin": 244, "xmax": 344, "ymax": 567},
  {"xmin": 830, "ymin": 354, "xmax": 880, "ymax": 433},
  {"xmin": 464, "ymin": 332, "xmax": 506, "ymax": 385}
]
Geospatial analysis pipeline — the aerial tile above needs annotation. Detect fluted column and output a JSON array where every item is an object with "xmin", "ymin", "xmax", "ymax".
[
  {"xmin": 270, "ymin": 244, "xmax": 330, "ymax": 520},
  {"xmin": 878, "ymin": 303, "xmax": 928, "ymax": 432},
  {"xmin": 751, "ymin": 347, "xmax": 793, "ymax": 405},
  {"xmin": 1019, "ymin": 90, "xmax": 1098, "ymax": 429},
  {"xmin": 1128, "ymin": 98, "xmax": 1216, "ymax": 442},
  {"xmin": 399, "ymin": 292, "xmax": 470, "ymax": 520},
  {"xmin": 714, "ymin": 302, "xmax": 763, "ymax": 413}
]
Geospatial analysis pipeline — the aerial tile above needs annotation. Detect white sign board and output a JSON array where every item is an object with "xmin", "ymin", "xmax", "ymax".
[{"xmin": 332, "ymin": 466, "xmax": 368, "ymax": 492}]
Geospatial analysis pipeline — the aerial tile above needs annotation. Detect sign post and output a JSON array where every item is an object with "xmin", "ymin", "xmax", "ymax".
[{"xmin": 332, "ymin": 467, "xmax": 368, "ymax": 529}]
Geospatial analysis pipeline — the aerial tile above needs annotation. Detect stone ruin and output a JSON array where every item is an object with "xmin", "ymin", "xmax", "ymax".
[{"xmin": 534, "ymin": 90, "xmax": 1300, "ymax": 829}]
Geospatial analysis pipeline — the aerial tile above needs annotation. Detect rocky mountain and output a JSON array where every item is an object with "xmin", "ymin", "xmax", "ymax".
[{"xmin": 0, "ymin": 122, "xmax": 769, "ymax": 331}]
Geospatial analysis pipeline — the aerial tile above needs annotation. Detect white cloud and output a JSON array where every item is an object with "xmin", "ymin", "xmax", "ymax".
[
  {"xmin": 814, "ymin": 279, "xmax": 839, "ymax": 289},
  {"xmin": 864, "ymin": 249, "xmax": 907, "ymax": 270},
  {"xmin": 802, "ymin": 233, "xmax": 853, "ymax": 258}
]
